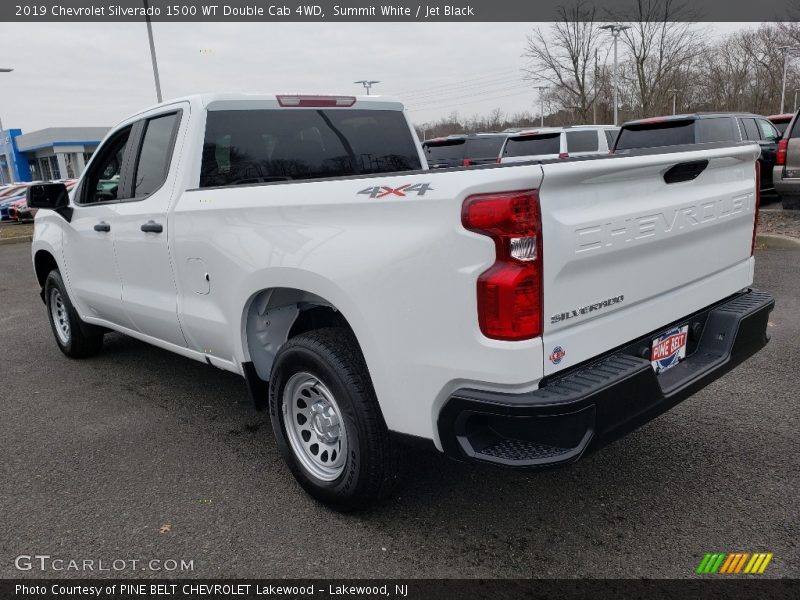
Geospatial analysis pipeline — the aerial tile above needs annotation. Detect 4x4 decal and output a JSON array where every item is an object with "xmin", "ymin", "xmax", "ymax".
[{"xmin": 357, "ymin": 183, "xmax": 434, "ymax": 199}]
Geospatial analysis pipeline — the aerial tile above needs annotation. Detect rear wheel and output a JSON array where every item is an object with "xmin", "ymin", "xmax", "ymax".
[
  {"xmin": 269, "ymin": 328, "xmax": 401, "ymax": 511},
  {"xmin": 44, "ymin": 270, "xmax": 104, "ymax": 358}
]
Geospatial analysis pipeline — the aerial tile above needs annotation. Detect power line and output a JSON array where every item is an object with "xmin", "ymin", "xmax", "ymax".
[
  {"xmin": 406, "ymin": 84, "xmax": 534, "ymax": 111},
  {"xmin": 407, "ymin": 87, "xmax": 536, "ymax": 113},
  {"xmin": 401, "ymin": 74, "xmax": 524, "ymax": 101},
  {"xmin": 396, "ymin": 68, "xmax": 523, "ymax": 97}
]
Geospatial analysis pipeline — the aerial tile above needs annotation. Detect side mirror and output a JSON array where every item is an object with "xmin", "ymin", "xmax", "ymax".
[{"xmin": 27, "ymin": 183, "xmax": 72, "ymax": 221}]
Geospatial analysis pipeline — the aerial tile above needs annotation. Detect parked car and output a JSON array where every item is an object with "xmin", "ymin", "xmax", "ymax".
[
  {"xmin": 772, "ymin": 109, "xmax": 800, "ymax": 209},
  {"xmin": 768, "ymin": 113, "xmax": 794, "ymax": 136},
  {"xmin": 0, "ymin": 191, "xmax": 27, "ymax": 221},
  {"xmin": 7, "ymin": 197, "xmax": 26, "ymax": 221},
  {"xmin": 614, "ymin": 113, "xmax": 781, "ymax": 199},
  {"xmin": 29, "ymin": 93, "xmax": 772, "ymax": 510},
  {"xmin": 499, "ymin": 125, "xmax": 619, "ymax": 164},
  {"xmin": 422, "ymin": 132, "xmax": 508, "ymax": 168}
]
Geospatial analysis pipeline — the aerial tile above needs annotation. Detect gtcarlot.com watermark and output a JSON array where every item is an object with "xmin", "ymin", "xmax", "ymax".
[{"xmin": 15, "ymin": 554, "xmax": 194, "ymax": 573}]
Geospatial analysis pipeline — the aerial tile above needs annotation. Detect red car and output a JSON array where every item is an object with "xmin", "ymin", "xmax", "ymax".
[
  {"xmin": 768, "ymin": 113, "xmax": 794, "ymax": 136},
  {"xmin": 7, "ymin": 197, "xmax": 26, "ymax": 221}
]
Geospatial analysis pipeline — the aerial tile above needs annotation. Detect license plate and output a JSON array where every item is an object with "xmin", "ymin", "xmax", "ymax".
[{"xmin": 651, "ymin": 324, "xmax": 689, "ymax": 373}]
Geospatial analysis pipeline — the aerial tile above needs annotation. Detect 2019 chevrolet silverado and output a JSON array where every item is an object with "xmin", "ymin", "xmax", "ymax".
[{"xmin": 29, "ymin": 94, "xmax": 773, "ymax": 510}]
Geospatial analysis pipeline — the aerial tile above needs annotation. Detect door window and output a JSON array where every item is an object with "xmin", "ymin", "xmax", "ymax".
[
  {"xmin": 132, "ymin": 113, "xmax": 180, "ymax": 198},
  {"xmin": 80, "ymin": 127, "xmax": 132, "ymax": 204},
  {"xmin": 696, "ymin": 118, "xmax": 737, "ymax": 143},
  {"xmin": 756, "ymin": 119, "xmax": 780, "ymax": 142},
  {"xmin": 565, "ymin": 130, "xmax": 599, "ymax": 152},
  {"xmin": 740, "ymin": 118, "xmax": 760, "ymax": 141}
]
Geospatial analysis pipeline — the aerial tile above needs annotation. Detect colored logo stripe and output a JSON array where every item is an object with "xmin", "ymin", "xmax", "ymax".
[{"xmin": 697, "ymin": 552, "xmax": 773, "ymax": 574}]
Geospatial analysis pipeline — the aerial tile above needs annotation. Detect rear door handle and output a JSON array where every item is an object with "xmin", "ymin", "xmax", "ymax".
[
  {"xmin": 93, "ymin": 221, "xmax": 111, "ymax": 232},
  {"xmin": 140, "ymin": 220, "xmax": 163, "ymax": 233}
]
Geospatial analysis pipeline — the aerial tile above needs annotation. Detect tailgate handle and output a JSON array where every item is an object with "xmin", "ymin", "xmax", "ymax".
[{"xmin": 663, "ymin": 160, "xmax": 708, "ymax": 184}]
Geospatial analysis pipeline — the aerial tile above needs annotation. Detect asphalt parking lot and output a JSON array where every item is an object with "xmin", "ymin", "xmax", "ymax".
[{"xmin": 0, "ymin": 241, "xmax": 797, "ymax": 579}]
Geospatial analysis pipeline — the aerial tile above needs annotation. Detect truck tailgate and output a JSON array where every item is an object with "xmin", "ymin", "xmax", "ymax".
[{"xmin": 538, "ymin": 144, "xmax": 760, "ymax": 376}]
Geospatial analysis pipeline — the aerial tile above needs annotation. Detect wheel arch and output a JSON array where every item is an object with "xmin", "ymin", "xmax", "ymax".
[
  {"xmin": 33, "ymin": 249, "xmax": 60, "ymax": 301},
  {"xmin": 241, "ymin": 286, "xmax": 363, "ymax": 409}
]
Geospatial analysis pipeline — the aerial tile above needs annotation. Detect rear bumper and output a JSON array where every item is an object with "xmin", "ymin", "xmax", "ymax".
[{"xmin": 437, "ymin": 289, "xmax": 774, "ymax": 467}]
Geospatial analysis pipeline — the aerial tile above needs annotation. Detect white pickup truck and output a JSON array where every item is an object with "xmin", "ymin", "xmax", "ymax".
[{"xmin": 29, "ymin": 94, "xmax": 774, "ymax": 510}]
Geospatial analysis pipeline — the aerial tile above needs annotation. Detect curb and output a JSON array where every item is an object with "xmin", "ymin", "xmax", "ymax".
[
  {"xmin": 756, "ymin": 233, "xmax": 800, "ymax": 249},
  {"xmin": 0, "ymin": 235, "xmax": 32, "ymax": 246}
]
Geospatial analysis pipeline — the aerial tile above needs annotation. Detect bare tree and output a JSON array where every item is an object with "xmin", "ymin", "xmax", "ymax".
[
  {"xmin": 610, "ymin": 0, "xmax": 704, "ymax": 117},
  {"xmin": 523, "ymin": 1, "xmax": 605, "ymax": 122}
]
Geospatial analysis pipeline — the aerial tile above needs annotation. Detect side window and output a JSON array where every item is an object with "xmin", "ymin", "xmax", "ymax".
[
  {"xmin": 565, "ymin": 130, "xmax": 599, "ymax": 152},
  {"xmin": 696, "ymin": 118, "xmax": 737, "ymax": 143},
  {"xmin": 604, "ymin": 129, "xmax": 618, "ymax": 148},
  {"xmin": 757, "ymin": 119, "xmax": 780, "ymax": 142},
  {"xmin": 81, "ymin": 126, "xmax": 132, "ymax": 204},
  {"xmin": 740, "ymin": 118, "xmax": 760, "ymax": 141},
  {"xmin": 132, "ymin": 112, "xmax": 180, "ymax": 198}
]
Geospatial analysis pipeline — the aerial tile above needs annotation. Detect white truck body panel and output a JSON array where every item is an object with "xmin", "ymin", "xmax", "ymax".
[{"xmin": 31, "ymin": 94, "xmax": 762, "ymax": 450}]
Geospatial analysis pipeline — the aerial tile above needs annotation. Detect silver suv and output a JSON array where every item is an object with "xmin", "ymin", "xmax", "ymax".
[{"xmin": 773, "ymin": 110, "xmax": 800, "ymax": 209}]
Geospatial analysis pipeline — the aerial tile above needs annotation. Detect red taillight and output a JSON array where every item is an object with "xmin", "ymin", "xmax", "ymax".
[
  {"xmin": 776, "ymin": 138, "xmax": 788, "ymax": 166},
  {"xmin": 462, "ymin": 190, "xmax": 542, "ymax": 341},
  {"xmin": 558, "ymin": 153, "xmax": 569, "ymax": 159},
  {"xmin": 276, "ymin": 95, "xmax": 356, "ymax": 107},
  {"xmin": 752, "ymin": 161, "xmax": 761, "ymax": 256},
  {"xmin": 463, "ymin": 158, "xmax": 473, "ymax": 167}
]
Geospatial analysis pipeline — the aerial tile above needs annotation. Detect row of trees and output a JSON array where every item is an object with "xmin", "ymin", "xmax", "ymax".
[{"xmin": 415, "ymin": 1, "xmax": 800, "ymax": 138}]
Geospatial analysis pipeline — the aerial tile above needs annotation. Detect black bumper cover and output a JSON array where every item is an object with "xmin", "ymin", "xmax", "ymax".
[{"xmin": 438, "ymin": 289, "xmax": 774, "ymax": 467}]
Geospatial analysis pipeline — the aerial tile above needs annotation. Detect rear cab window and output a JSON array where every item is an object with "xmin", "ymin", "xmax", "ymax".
[
  {"xmin": 200, "ymin": 109, "xmax": 421, "ymax": 187},
  {"xmin": 424, "ymin": 139, "xmax": 465, "ymax": 162},
  {"xmin": 504, "ymin": 133, "xmax": 561, "ymax": 157},
  {"xmin": 464, "ymin": 136, "xmax": 505, "ymax": 159},
  {"xmin": 614, "ymin": 119, "xmax": 695, "ymax": 151}
]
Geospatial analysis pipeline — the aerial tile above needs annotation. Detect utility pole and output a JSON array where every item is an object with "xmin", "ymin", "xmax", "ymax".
[
  {"xmin": 593, "ymin": 48, "xmax": 599, "ymax": 125},
  {"xmin": 143, "ymin": 0, "xmax": 163, "ymax": 102},
  {"xmin": 0, "ymin": 67, "xmax": 14, "ymax": 184},
  {"xmin": 669, "ymin": 88, "xmax": 678, "ymax": 115},
  {"xmin": 534, "ymin": 86, "xmax": 548, "ymax": 127},
  {"xmin": 779, "ymin": 45, "xmax": 799, "ymax": 114},
  {"xmin": 600, "ymin": 24, "xmax": 630, "ymax": 126},
  {"xmin": 354, "ymin": 80, "xmax": 380, "ymax": 96}
]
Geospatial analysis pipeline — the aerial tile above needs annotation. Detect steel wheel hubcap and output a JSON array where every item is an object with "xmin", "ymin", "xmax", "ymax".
[
  {"xmin": 282, "ymin": 372, "xmax": 347, "ymax": 481},
  {"xmin": 49, "ymin": 288, "xmax": 70, "ymax": 345}
]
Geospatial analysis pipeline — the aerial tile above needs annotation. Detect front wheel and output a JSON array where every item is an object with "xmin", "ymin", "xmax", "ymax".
[
  {"xmin": 269, "ymin": 328, "xmax": 401, "ymax": 511},
  {"xmin": 44, "ymin": 270, "xmax": 104, "ymax": 358}
]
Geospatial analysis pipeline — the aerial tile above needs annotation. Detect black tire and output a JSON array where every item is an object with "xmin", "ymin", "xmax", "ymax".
[
  {"xmin": 44, "ymin": 270, "xmax": 104, "ymax": 358},
  {"xmin": 269, "ymin": 327, "xmax": 401, "ymax": 511}
]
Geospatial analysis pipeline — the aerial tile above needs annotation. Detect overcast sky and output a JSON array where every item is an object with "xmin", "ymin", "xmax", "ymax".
[{"xmin": 0, "ymin": 21, "xmax": 752, "ymax": 132}]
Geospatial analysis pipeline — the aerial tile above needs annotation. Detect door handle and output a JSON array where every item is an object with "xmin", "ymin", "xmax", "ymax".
[
  {"xmin": 140, "ymin": 220, "xmax": 163, "ymax": 233},
  {"xmin": 93, "ymin": 221, "xmax": 111, "ymax": 232}
]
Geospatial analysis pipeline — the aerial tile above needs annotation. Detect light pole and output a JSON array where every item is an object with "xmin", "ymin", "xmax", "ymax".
[
  {"xmin": 354, "ymin": 80, "xmax": 380, "ymax": 96},
  {"xmin": 143, "ymin": 0, "xmax": 163, "ymax": 103},
  {"xmin": 600, "ymin": 24, "xmax": 630, "ymax": 126},
  {"xmin": 669, "ymin": 88, "xmax": 678, "ymax": 115},
  {"xmin": 534, "ymin": 86, "xmax": 548, "ymax": 127},
  {"xmin": 0, "ymin": 67, "xmax": 14, "ymax": 184},
  {"xmin": 779, "ymin": 45, "xmax": 799, "ymax": 114}
]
